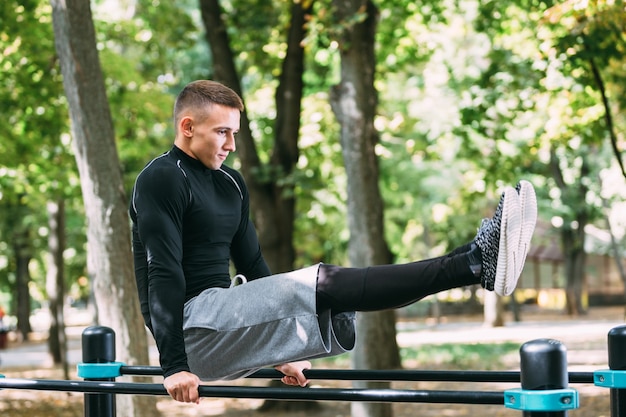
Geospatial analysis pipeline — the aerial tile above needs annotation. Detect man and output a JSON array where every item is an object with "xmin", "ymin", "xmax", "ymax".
[{"xmin": 130, "ymin": 80, "xmax": 537, "ymax": 403}]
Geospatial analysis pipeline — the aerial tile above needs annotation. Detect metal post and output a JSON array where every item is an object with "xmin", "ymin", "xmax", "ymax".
[
  {"xmin": 520, "ymin": 339, "xmax": 569, "ymax": 417},
  {"xmin": 82, "ymin": 326, "xmax": 116, "ymax": 417},
  {"xmin": 609, "ymin": 325, "xmax": 626, "ymax": 417}
]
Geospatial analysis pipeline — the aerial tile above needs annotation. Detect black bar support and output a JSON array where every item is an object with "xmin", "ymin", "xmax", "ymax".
[
  {"xmin": 520, "ymin": 339, "xmax": 569, "ymax": 417},
  {"xmin": 82, "ymin": 326, "xmax": 116, "ymax": 417},
  {"xmin": 609, "ymin": 325, "xmax": 626, "ymax": 417},
  {"xmin": 118, "ymin": 365, "xmax": 594, "ymax": 384}
]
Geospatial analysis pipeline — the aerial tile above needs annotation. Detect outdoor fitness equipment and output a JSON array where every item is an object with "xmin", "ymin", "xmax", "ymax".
[{"xmin": 1, "ymin": 325, "xmax": 626, "ymax": 417}]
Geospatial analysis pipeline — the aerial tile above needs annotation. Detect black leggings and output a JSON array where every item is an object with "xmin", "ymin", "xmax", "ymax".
[{"xmin": 315, "ymin": 243, "xmax": 478, "ymax": 312}]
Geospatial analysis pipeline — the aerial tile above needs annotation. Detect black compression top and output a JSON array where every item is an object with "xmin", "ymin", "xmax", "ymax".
[{"xmin": 129, "ymin": 145, "xmax": 271, "ymax": 377}]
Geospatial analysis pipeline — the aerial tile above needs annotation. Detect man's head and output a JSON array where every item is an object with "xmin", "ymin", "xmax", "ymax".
[
  {"xmin": 173, "ymin": 80, "xmax": 244, "ymax": 127},
  {"xmin": 173, "ymin": 80, "xmax": 244, "ymax": 170}
]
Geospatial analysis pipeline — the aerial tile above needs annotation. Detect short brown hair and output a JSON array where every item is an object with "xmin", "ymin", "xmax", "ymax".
[{"xmin": 174, "ymin": 80, "xmax": 244, "ymax": 126}]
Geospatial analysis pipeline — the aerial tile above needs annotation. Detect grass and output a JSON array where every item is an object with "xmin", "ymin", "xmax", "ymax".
[
  {"xmin": 311, "ymin": 342, "xmax": 520, "ymax": 371},
  {"xmin": 400, "ymin": 342, "xmax": 520, "ymax": 370}
]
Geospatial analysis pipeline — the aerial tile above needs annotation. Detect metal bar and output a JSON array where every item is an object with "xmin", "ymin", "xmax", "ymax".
[
  {"xmin": 0, "ymin": 378, "xmax": 504, "ymax": 404},
  {"xmin": 118, "ymin": 366, "xmax": 594, "ymax": 384},
  {"xmin": 119, "ymin": 366, "xmax": 162, "ymax": 376}
]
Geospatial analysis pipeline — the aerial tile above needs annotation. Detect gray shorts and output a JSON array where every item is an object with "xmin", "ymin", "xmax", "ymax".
[{"xmin": 183, "ymin": 264, "xmax": 356, "ymax": 381}]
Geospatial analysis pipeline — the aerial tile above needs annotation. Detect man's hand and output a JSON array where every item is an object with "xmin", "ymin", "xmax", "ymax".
[
  {"xmin": 274, "ymin": 361, "xmax": 312, "ymax": 387},
  {"xmin": 163, "ymin": 371, "xmax": 201, "ymax": 403}
]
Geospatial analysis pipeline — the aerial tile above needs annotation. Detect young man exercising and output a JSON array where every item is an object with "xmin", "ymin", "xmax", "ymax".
[{"xmin": 129, "ymin": 80, "xmax": 537, "ymax": 403}]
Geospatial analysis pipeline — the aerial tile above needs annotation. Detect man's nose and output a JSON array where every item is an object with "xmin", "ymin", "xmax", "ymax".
[{"xmin": 225, "ymin": 133, "xmax": 236, "ymax": 151}]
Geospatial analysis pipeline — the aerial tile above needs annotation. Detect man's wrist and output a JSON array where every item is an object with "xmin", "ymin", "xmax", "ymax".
[{"xmin": 163, "ymin": 365, "xmax": 191, "ymax": 378}]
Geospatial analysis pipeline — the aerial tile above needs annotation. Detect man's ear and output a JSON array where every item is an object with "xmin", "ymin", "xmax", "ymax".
[{"xmin": 180, "ymin": 116, "xmax": 194, "ymax": 137}]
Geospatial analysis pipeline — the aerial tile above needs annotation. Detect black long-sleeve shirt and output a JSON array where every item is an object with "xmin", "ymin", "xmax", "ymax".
[{"xmin": 129, "ymin": 145, "xmax": 271, "ymax": 377}]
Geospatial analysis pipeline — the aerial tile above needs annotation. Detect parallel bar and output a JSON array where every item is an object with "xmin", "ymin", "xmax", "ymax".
[
  {"xmin": 119, "ymin": 366, "xmax": 161, "ymax": 376},
  {"xmin": 118, "ymin": 366, "xmax": 594, "ymax": 384},
  {"xmin": 0, "ymin": 378, "xmax": 504, "ymax": 404}
]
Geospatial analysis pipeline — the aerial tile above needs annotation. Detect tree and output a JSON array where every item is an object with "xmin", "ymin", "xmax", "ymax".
[
  {"xmin": 198, "ymin": 0, "xmax": 314, "ymax": 274},
  {"xmin": 541, "ymin": 0, "xmax": 626, "ymax": 314},
  {"xmin": 46, "ymin": 199, "xmax": 68, "ymax": 378},
  {"xmin": 0, "ymin": 0, "xmax": 72, "ymax": 341},
  {"xmin": 329, "ymin": 2, "xmax": 401, "ymax": 417},
  {"xmin": 459, "ymin": 0, "xmax": 626, "ymax": 315},
  {"xmin": 49, "ymin": 1, "xmax": 156, "ymax": 416},
  {"xmin": 546, "ymin": 1, "xmax": 626, "ymax": 179}
]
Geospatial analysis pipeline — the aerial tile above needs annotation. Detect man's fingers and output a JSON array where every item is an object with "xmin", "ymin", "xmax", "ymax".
[
  {"xmin": 281, "ymin": 375, "xmax": 308, "ymax": 387},
  {"xmin": 189, "ymin": 387, "xmax": 200, "ymax": 404},
  {"xmin": 168, "ymin": 387, "xmax": 199, "ymax": 403},
  {"xmin": 282, "ymin": 376, "xmax": 297, "ymax": 386},
  {"xmin": 164, "ymin": 372, "xmax": 201, "ymax": 403}
]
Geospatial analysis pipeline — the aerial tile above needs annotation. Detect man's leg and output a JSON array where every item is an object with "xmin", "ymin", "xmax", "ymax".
[
  {"xmin": 316, "ymin": 251, "xmax": 479, "ymax": 312},
  {"xmin": 316, "ymin": 185, "xmax": 527, "ymax": 312}
]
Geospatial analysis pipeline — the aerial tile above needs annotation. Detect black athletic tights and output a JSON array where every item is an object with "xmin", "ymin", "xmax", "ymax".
[{"xmin": 315, "ymin": 243, "xmax": 479, "ymax": 312}]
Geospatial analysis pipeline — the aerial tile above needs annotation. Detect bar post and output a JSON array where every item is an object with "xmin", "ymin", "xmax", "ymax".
[
  {"xmin": 609, "ymin": 325, "xmax": 626, "ymax": 417},
  {"xmin": 82, "ymin": 326, "xmax": 116, "ymax": 417},
  {"xmin": 520, "ymin": 339, "xmax": 569, "ymax": 417}
]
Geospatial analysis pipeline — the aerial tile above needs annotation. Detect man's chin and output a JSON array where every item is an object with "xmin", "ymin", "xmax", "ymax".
[{"xmin": 204, "ymin": 161, "xmax": 223, "ymax": 170}]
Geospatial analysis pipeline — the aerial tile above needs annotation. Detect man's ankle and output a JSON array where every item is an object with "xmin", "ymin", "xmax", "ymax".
[{"xmin": 466, "ymin": 243, "xmax": 482, "ymax": 278}]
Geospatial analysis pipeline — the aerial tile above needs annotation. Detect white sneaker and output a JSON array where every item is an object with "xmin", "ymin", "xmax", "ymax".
[
  {"xmin": 475, "ymin": 187, "xmax": 522, "ymax": 295},
  {"xmin": 514, "ymin": 180, "xmax": 538, "ymax": 279},
  {"xmin": 494, "ymin": 187, "xmax": 522, "ymax": 296}
]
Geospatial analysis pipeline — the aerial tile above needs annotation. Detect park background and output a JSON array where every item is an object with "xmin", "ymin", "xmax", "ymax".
[{"xmin": 1, "ymin": 1, "xmax": 625, "ymax": 416}]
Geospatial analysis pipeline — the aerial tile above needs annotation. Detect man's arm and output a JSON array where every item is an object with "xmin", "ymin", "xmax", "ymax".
[{"xmin": 131, "ymin": 164, "xmax": 191, "ymax": 378}]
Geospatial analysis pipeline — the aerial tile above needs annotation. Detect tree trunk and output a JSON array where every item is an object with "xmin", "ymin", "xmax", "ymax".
[
  {"xmin": 483, "ymin": 291, "xmax": 504, "ymax": 327},
  {"xmin": 598, "ymin": 179, "xmax": 626, "ymax": 319},
  {"xmin": 46, "ymin": 199, "xmax": 69, "ymax": 379},
  {"xmin": 329, "ymin": 2, "xmax": 400, "ymax": 417},
  {"xmin": 266, "ymin": 0, "xmax": 312, "ymax": 273},
  {"xmin": 562, "ymin": 227, "xmax": 587, "ymax": 316},
  {"xmin": 49, "ymin": 2, "xmax": 157, "ymax": 416},
  {"xmin": 549, "ymin": 147, "xmax": 589, "ymax": 316},
  {"xmin": 13, "ymin": 224, "xmax": 32, "ymax": 341}
]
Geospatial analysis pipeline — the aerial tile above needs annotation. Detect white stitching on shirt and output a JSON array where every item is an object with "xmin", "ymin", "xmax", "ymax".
[
  {"xmin": 176, "ymin": 160, "xmax": 193, "ymax": 204},
  {"xmin": 218, "ymin": 168, "xmax": 243, "ymax": 200},
  {"xmin": 131, "ymin": 151, "xmax": 170, "ymax": 215}
]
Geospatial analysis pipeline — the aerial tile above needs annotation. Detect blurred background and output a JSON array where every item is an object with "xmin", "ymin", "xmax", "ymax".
[{"xmin": 0, "ymin": 1, "xmax": 625, "ymax": 416}]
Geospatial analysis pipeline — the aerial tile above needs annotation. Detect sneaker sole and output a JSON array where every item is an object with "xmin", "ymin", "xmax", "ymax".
[
  {"xmin": 494, "ymin": 188, "xmax": 522, "ymax": 296},
  {"xmin": 515, "ymin": 180, "xmax": 537, "ymax": 278}
]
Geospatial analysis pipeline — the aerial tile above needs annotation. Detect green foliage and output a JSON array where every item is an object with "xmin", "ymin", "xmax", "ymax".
[
  {"xmin": 400, "ymin": 342, "xmax": 519, "ymax": 370},
  {"xmin": 2, "ymin": 0, "xmax": 624, "ymax": 310},
  {"xmin": 0, "ymin": 1, "xmax": 69, "ymax": 180},
  {"xmin": 228, "ymin": 0, "xmax": 286, "ymax": 80},
  {"xmin": 451, "ymin": 0, "xmax": 626, "ymax": 258},
  {"xmin": 0, "ymin": 0, "xmax": 195, "ymax": 305},
  {"xmin": 0, "ymin": 0, "xmax": 82, "ymax": 299},
  {"xmin": 293, "ymin": 95, "xmax": 349, "ymax": 266},
  {"xmin": 92, "ymin": 1, "xmax": 200, "ymax": 192},
  {"xmin": 313, "ymin": 341, "xmax": 520, "ymax": 370}
]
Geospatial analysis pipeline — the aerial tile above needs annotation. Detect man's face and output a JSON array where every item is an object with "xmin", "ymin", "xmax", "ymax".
[{"xmin": 179, "ymin": 104, "xmax": 240, "ymax": 170}]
